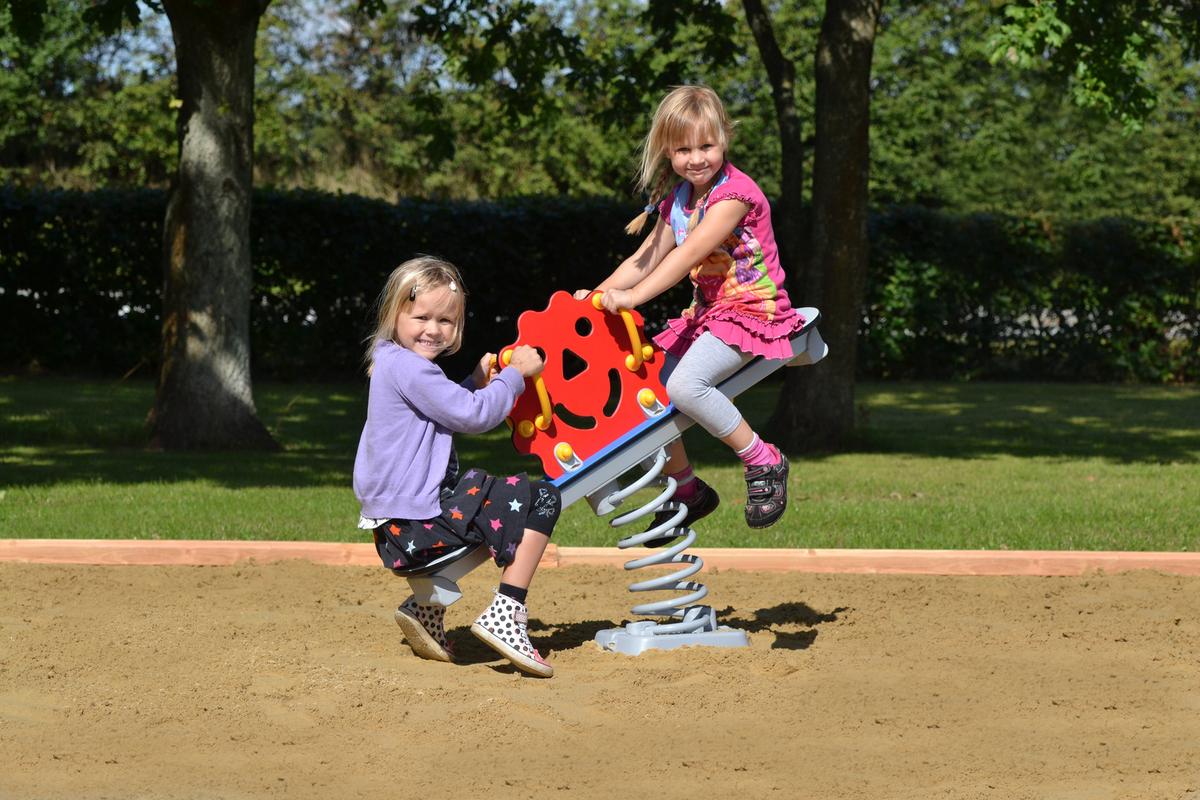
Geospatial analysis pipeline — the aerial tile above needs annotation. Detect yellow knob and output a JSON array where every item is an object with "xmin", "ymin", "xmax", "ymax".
[
  {"xmin": 555, "ymin": 442, "xmax": 574, "ymax": 462},
  {"xmin": 638, "ymin": 388, "xmax": 658, "ymax": 409},
  {"xmin": 501, "ymin": 349, "xmax": 513, "ymax": 366},
  {"xmin": 518, "ymin": 420, "xmax": 535, "ymax": 438}
]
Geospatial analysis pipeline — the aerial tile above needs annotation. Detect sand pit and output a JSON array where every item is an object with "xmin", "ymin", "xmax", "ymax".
[{"xmin": 2, "ymin": 560, "xmax": 1198, "ymax": 799}]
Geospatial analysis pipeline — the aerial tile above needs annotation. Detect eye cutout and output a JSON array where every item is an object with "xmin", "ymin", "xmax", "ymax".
[
  {"xmin": 561, "ymin": 349, "xmax": 588, "ymax": 381},
  {"xmin": 574, "ymin": 317, "xmax": 592, "ymax": 337}
]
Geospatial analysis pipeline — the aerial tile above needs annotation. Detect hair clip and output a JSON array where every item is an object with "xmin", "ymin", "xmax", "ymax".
[
  {"xmin": 643, "ymin": 204, "xmax": 654, "ymax": 214},
  {"xmin": 409, "ymin": 286, "xmax": 418, "ymax": 301},
  {"xmin": 448, "ymin": 280, "xmax": 457, "ymax": 293}
]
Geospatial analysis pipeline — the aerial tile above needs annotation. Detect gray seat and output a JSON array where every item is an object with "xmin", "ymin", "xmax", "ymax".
[{"xmin": 391, "ymin": 543, "xmax": 490, "ymax": 607}]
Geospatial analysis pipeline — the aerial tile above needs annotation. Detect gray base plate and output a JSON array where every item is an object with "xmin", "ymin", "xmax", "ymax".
[{"xmin": 594, "ymin": 622, "xmax": 750, "ymax": 656}]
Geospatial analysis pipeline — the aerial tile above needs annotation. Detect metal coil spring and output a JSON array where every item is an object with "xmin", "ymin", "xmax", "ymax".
[{"xmin": 598, "ymin": 448, "xmax": 717, "ymax": 635}]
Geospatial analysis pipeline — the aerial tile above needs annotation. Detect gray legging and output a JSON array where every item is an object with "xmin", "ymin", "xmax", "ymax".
[{"xmin": 659, "ymin": 331, "xmax": 754, "ymax": 440}]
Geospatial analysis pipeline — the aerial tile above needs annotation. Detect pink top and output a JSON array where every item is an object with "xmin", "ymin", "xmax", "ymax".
[{"xmin": 653, "ymin": 162, "xmax": 806, "ymax": 360}]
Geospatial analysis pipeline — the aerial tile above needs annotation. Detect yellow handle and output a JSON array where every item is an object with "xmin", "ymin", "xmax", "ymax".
[
  {"xmin": 501, "ymin": 347, "xmax": 552, "ymax": 433},
  {"xmin": 592, "ymin": 292, "xmax": 654, "ymax": 371},
  {"xmin": 533, "ymin": 376, "xmax": 551, "ymax": 430}
]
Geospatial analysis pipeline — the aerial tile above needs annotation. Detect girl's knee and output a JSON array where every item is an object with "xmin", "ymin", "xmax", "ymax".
[
  {"xmin": 526, "ymin": 481, "xmax": 561, "ymax": 536},
  {"xmin": 665, "ymin": 370, "xmax": 711, "ymax": 415}
]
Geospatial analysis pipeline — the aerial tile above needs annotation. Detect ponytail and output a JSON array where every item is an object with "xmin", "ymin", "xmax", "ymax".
[{"xmin": 624, "ymin": 169, "xmax": 674, "ymax": 236}]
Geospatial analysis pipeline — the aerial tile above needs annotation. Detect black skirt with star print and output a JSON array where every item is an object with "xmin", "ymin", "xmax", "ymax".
[{"xmin": 371, "ymin": 468, "xmax": 536, "ymax": 572}]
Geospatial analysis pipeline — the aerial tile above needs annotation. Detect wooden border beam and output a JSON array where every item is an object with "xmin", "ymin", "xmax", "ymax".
[{"xmin": 2, "ymin": 540, "xmax": 1199, "ymax": 576}]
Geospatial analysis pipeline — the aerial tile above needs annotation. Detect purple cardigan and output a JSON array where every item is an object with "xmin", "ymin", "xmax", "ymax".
[{"xmin": 353, "ymin": 340, "xmax": 526, "ymax": 520}]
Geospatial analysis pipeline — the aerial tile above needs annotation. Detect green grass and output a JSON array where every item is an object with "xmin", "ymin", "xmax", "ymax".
[{"xmin": 1, "ymin": 375, "xmax": 1198, "ymax": 550}]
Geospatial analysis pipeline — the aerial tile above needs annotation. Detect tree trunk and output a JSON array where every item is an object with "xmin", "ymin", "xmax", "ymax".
[
  {"xmin": 741, "ymin": 0, "xmax": 805, "ymax": 273},
  {"xmin": 149, "ymin": 0, "xmax": 277, "ymax": 450},
  {"xmin": 767, "ymin": 0, "xmax": 881, "ymax": 452}
]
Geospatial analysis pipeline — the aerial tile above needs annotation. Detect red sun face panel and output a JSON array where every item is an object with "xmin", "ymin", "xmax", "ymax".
[{"xmin": 500, "ymin": 291, "xmax": 670, "ymax": 480}]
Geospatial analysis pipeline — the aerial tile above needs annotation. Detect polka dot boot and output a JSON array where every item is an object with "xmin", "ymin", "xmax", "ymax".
[
  {"xmin": 394, "ymin": 596, "xmax": 454, "ymax": 662},
  {"xmin": 470, "ymin": 591, "xmax": 553, "ymax": 678}
]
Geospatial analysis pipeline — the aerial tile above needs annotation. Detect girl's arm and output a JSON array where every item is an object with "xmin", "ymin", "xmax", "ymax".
[
  {"xmin": 395, "ymin": 355, "xmax": 526, "ymax": 435},
  {"xmin": 575, "ymin": 216, "xmax": 676, "ymax": 297},
  {"xmin": 601, "ymin": 199, "xmax": 749, "ymax": 312}
]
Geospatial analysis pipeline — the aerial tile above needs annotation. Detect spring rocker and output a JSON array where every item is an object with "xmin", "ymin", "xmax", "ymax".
[{"xmin": 392, "ymin": 290, "xmax": 827, "ymax": 655}]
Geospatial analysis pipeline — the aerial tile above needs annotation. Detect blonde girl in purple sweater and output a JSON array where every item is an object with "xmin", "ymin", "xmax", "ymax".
[{"xmin": 354, "ymin": 256, "xmax": 558, "ymax": 677}]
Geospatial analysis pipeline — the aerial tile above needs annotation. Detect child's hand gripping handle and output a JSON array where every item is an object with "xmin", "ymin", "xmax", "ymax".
[
  {"xmin": 496, "ymin": 345, "xmax": 551, "ymax": 432},
  {"xmin": 590, "ymin": 291, "xmax": 654, "ymax": 371}
]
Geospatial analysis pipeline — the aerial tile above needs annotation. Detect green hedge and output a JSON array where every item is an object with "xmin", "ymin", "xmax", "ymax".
[
  {"xmin": 864, "ymin": 207, "xmax": 1199, "ymax": 382},
  {"xmin": 2, "ymin": 187, "xmax": 1196, "ymax": 382}
]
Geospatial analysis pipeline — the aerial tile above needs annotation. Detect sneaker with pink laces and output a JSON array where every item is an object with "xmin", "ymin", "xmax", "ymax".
[
  {"xmin": 470, "ymin": 591, "xmax": 554, "ymax": 677},
  {"xmin": 744, "ymin": 454, "xmax": 789, "ymax": 529},
  {"xmin": 394, "ymin": 596, "xmax": 454, "ymax": 662}
]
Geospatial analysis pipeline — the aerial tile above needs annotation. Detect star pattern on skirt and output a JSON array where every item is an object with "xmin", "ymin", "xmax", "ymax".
[
  {"xmin": 464, "ymin": 469, "xmax": 478, "ymax": 480},
  {"xmin": 505, "ymin": 476, "xmax": 520, "ymax": 485},
  {"xmin": 423, "ymin": 523, "xmax": 434, "ymax": 529},
  {"xmin": 389, "ymin": 523, "xmax": 401, "ymax": 535},
  {"xmin": 405, "ymin": 540, "xmax": 416, "ymax": 554},
  {"xmin": 450, "ymin": 506, "xmax": 464, "ymax": 520},
  {"xmin": 466, "ymin": 486, "xmax": 480, "ymax": 495},
  {"xmin": 509, "ymin": 499, "xmax": 523, "ymax": 511},
  {"xmin": 490, "ymin": 518, "xmax": 503, "ymax": 531}
]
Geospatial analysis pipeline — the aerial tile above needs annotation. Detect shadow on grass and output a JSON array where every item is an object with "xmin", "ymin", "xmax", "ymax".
[
  {"xmin": 850, "ymin": 381, "xmax": 1200, "ymax": 464},
  {"xmin": 0, "ymin": 376, "xmax": 540, "ymax": 488},
  {"xmin": 4, "ymin": 377, "xmax": 1198, "ymax": 491},
  {"xmin": 672, "ymin": 379, "xmax": 1199, "ymax": 468}
]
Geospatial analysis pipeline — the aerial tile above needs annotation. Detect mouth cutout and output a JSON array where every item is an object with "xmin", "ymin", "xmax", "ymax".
[
  {"xmin": 554, "ymin": 341, "xmax": 624, "ymax": 430},
  {"xmin": 552, "ymin": 366, "xmax": 622, "ymax": 430},
  {"xmin": 503, "ymin": 291, "xmax": 670, "ymax": 480}
]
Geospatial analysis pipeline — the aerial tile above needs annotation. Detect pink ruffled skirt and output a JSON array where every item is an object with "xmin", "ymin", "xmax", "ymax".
[{"xmin": 653, "ymin": 306, "xmax": 808, "ymax": 361}]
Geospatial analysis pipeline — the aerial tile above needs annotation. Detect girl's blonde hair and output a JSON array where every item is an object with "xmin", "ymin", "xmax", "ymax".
[
  {"xmin": 364, "ymin": 255, "xmax": 467, "ymax": 373},
  {"xmin": 626, "ymin": 85, "xmax": 736, "ymax": 235}
]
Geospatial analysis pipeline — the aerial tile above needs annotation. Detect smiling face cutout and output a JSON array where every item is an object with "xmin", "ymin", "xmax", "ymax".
[{"xmin": 501, "ymin": 291, "xmax": 670, "ymax": 479}]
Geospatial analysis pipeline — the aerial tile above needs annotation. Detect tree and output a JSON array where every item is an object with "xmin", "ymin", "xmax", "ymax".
[
  {"xmin": 989, "ymin": 0, "xmax": 1200, "ymax": 131},
  {"xmin": 6, "ymin": 0, "xmax": 278, "ymax": 449},
  {"xmin": 149, "ymin": 0, "xmax": 277, "ymax": 449},
  {"xmin": 767, "ymin": 0, "xmax": 882, "ymax": 451}
]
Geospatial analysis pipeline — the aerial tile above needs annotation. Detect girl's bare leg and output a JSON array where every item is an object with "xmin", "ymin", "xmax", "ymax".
[
  {"xmin": 665, "ymin": 418, "xmax": 756, "ymax": 475},
  {"xmin": 499, "ymin": 529, "xmax": 550, "ymax": 590},
  {"xmin": 719, "ymin": 419, "xmax": 755, "ymax": 453},
  {"xmin": 663, "ymin": 438, "xmax": 691, "ymax": 475}
]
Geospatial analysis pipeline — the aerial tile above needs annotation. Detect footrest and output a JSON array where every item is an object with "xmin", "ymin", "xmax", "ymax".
[{"xmin": 593, "ymin": 621, "xmax": 750, "ymax": 655}]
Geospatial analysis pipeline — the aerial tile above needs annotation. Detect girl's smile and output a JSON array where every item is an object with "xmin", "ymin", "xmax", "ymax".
[
  {"xmin": 669, "ymin": 132, "xmax": 725, "ymax": 200},
  {"xmin": 395, "ymin": 285, "xmax": 460, "ymax": 360}
]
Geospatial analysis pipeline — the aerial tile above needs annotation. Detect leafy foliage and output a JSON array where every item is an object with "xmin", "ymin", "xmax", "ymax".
[
  {"xmin": 4, "ymin": 0, "xmax": 1197, "ymax": 223},
  {"xmin": 3, "ymin": 187, "xmax": 1195, "ymax": 382},
  {"xmin": 989, "ymin": 0, "xmax": 1200, "ymax": 130}
]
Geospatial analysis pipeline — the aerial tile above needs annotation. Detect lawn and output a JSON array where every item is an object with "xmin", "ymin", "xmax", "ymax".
[{"xmin": 1, "ymin": 375, "xmax": 1197, "ymax": 550}]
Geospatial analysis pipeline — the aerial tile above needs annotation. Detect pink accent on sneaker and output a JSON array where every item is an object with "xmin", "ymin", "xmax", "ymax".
[
  {"xmin": 670, "ymin": 466, "xmax": 699, "ymax": 499},
  {"xmin": 737, "ymin": 434, "xmax": 782, "ymax": 467},
  {"xmin": 471, "ymin": 592, "xmax": 554, "ymax": 678}
]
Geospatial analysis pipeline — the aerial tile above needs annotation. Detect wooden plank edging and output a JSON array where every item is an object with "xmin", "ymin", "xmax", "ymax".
[{"xmin": 1, "ymin": 540, "xmax": 1199, "ymax": 576}]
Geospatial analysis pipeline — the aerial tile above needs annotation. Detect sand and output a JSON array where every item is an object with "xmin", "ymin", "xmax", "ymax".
[{"xmin": 2, "ymin": 560, "xmax": 1198, "ymax": 799}]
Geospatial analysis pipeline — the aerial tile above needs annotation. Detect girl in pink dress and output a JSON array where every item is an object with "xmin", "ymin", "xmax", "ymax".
[{"xmin": 576, "ymin": 85, "xmax": 807, "ymax": 538}]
